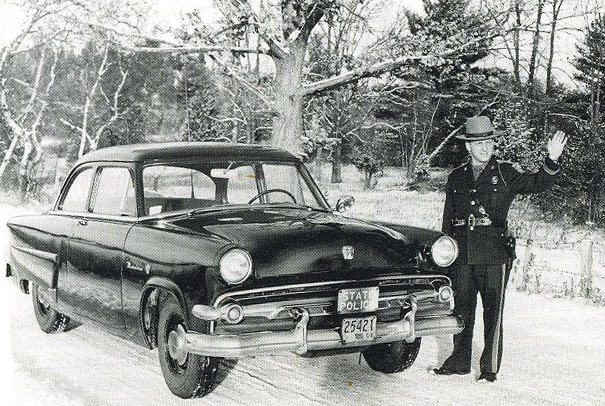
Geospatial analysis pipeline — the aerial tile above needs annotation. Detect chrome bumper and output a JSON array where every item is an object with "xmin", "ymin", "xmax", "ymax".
[{"xmin": 183, "ymin": 305, "xmax": 463, "ymax": 358}]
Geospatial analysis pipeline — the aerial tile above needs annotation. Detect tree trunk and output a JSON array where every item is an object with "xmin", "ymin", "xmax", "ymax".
[
  {"xmin": 546, "ymin": 0, "xmax": 564, "ymax": 96},
  {"xmin": 513, "ymin": 0, "xmax": 521, "ymax": 90},
  {"xmin": 18, "ymin": 138, "xmax": 33, "ymax": 199},
  {"xmin": 331, "ymin": 143, "xmax": 342, "ymax": 183},
  {"xmin": 0, "ymin": 84, "xmax": 25, "ymax": 183},
  {"xmin": 363, "ymin": 170, "xmax": 371, "ymax": 190},
  {"xmin": 528, "ymin": 0, "xmax": 545, "ymax": 88},
  {"xmin": 272, "ymin": 40, "xmax": 306, "ymax": 154},
  {"xmin": 313, "ymin": 147, "xmax": 323, "ymax": 183}
]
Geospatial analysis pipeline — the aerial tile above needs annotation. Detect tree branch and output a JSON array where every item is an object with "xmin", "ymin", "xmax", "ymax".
[
  {"xmin": 118, "ymin": 43, "xmax": 268, "ymax": 54},
  {"xmin": 295, "ymin": 1, "xmax": 328, "ymax": 43},
  {"xmin": 208, "ymin": 54, "xmax": 274, "ymax": 110},
  {"xmin": 60, "ymin": 118, "xmax": 84, "ymax": 132},
  {"xmin": 81, "ymin": 20, "xmax": 270, "ymax": 55},
  {"xmin": 231, "ymin": 0, "xmax": 289, "ymax": 59},
  {"xmin": 300, "ymin": 29, "xmax": 507, "ymax": 96}
]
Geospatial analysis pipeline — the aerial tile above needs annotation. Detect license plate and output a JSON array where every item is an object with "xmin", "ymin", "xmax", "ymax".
[
  {"xmin": 341, "ymin": 316, "xmax": 377, "ymax": 343},
  {"xmin": 337, "ymin": 286, "xmax": 379, "ymax": 314}
]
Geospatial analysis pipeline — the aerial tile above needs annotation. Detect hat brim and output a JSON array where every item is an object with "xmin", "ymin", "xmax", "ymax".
[{"xmin": 455, "ymin": 131, "xmax": 503, "ymax": 141}]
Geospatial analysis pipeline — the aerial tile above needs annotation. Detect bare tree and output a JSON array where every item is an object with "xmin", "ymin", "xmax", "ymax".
[
  {"xmin": 0, "ymin": 0, "xmax": 145, "ymax": 189},
  {"xmin": 59, "ymin": 41, "xmax": 129, "ymax": 157},
  {"xmin": 0, "ymin": 1, "xmax": 63, "ymax": 190}
]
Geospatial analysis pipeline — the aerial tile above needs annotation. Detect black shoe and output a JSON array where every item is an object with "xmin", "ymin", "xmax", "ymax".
[
  {"xmin": 430, "ymin": 367, "xmax": 471, "ymax": 376},
  {"xmin": 477, "ymin": 372, "xmax": 497, "ymax": 382}
]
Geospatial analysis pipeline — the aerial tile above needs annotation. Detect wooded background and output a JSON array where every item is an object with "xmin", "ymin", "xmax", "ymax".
[{"xmin": 1, "ymin": 0, "xmax": 605, "ymax": 226}]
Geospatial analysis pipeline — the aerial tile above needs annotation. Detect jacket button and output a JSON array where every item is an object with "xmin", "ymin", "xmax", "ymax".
[{"xmin": 471, "ymin": 201, "xmax": 476, "ymax": 205}]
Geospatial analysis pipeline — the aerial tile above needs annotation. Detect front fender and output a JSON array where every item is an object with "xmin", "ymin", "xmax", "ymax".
[{"xmin": 139, "ymin": 277, "xmax": 188, "ymax": 348}]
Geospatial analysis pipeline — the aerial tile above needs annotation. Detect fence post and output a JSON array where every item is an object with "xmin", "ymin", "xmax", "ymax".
[
  {"xmin": 521, "ymin": 239, "xmax": 534, "ymax": 291},
  {"xmin": 579, "ymin": 239, "xmax": 593, "ymax": 298}
]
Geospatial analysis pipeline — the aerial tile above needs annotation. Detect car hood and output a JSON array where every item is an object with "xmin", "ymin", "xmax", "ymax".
[{"xmin": 167, "ymin": 206, "xmax": 439, "ymax": 278}]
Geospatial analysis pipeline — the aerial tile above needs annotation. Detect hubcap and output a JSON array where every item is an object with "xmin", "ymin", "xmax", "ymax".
[{"xmin": 167, "ymin": 324, "xmax": 188, "ymax": 366}]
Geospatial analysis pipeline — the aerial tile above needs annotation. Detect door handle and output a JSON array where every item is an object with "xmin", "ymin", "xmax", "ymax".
[
  {"xmin": 78, "ymin": 219, "xmax": 88, "ymax": 226},
  {"xmin": 125, "ymin": 259, "xmax": 145, "ymax": 273}
]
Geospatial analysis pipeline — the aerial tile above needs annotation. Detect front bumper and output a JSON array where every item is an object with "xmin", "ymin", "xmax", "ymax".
[{"xmin": 181, "ymin": 276, "xmax": 464, "ymax": 358}]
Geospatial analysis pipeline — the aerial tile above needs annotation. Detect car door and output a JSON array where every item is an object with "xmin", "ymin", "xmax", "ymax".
[
  {"xmin": 8, "ymin": 167, "xmax": 94, "ymax": 301},
  {"xmin": 61, "ymin": 165, "xmax": 136, "ymax": 331}
]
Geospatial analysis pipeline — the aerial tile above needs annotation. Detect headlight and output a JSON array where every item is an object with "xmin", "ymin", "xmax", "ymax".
[
  {"xmin": 219, "ymin": 249, "xmax": 252, "ymax": 284},
  {"xmin": 431, "ymin": 236, "xmax": 458, "ymax": 267}
]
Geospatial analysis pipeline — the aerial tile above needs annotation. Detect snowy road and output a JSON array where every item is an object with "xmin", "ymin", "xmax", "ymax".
[
  {"xmin": 1, "ymin": 205, "xmax": 604, "ymax": 406},
  {"xmin": 2, "ymin": 271, "xmax": 605, "ymax": 405}
]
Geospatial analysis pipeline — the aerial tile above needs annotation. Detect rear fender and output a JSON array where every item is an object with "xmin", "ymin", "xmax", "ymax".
[{"xmin": 9, "ymin": 244, "xmax": 60, "ymax": 296}]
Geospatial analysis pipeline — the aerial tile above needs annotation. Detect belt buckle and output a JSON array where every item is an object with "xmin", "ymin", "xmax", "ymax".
[{"xmin": 468, "ymin": 214, "xmax": 476, "ymax": 230}]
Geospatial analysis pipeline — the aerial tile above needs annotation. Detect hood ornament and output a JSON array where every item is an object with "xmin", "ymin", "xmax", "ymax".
[{"xmin": 342, "ymin": 245, "xmax": 355, "ymax": 260}]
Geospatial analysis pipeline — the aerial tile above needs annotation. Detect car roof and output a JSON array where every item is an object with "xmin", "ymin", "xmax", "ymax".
[{"xmin": 75, "ymin": 142, "xmax": 300, "ymax": 165}]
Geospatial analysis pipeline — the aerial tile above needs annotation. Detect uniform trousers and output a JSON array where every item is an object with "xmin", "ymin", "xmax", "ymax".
[{"xmin": 442, "ymin": 263, "xmax": 510, "ymax": 374}]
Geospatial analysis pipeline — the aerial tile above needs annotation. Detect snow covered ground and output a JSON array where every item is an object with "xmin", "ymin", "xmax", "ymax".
[{"xmin": 1, "ymin": 204, "xmax": 604, "ymax": 405}]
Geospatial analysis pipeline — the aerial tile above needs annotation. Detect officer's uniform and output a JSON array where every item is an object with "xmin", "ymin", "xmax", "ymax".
[{"xmin": 440, "ymin": 155, "xmax": 560, "ymax": 376}]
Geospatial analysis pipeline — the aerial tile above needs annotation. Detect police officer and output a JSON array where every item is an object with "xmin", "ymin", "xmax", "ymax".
[{"xmin": 431, "ymin": 116, "xmax": 567, "ymax": 382}]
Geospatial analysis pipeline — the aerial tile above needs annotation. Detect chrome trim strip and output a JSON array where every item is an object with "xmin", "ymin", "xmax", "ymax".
[
  {"xmin": 233, "ymin": 290, "xmax": 443, "ymax": 321},
  {"xmin": 47, "ymin": 210, "xmax": 138, "ymax": 222},
  {"xmin": 213, "ymin": 274, "xmax": 452, "ymax": 307},
  {"xmin": 11, "ymin": 245, "xmax": 59, "ymax": 264}
]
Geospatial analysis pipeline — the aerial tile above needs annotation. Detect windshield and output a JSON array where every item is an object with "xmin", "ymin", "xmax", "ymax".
[{"xmin": 141, "ymin": 161, "xmax": 327, "ymax": 216}]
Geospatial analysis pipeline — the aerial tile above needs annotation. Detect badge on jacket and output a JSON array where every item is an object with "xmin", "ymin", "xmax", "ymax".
[{"xmin": 492, "ymin": 175, "xmax": 499, "ymax": 185}]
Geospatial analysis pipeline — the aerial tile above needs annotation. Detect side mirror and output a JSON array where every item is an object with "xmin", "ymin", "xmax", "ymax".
[{"xmin": 335, "ymin": 195, "xmax": 355, "ymax": 213}]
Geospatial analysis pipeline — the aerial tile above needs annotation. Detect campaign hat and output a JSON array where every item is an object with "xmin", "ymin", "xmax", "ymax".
[{"xmin": 456, "ymin": 116, "xmax": 503, "ymax": 141}]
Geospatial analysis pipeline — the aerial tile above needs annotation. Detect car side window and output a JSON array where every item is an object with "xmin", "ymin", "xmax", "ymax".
[
  {"xmin": 142, "ymin": 165, "xmax": 216, "ymax": 215},
  {"xmin": 91, "ymin": 167, "xmax": 135, "ymax": 216},
  {"xmin": 59, "ymin": 168, "xmax": 93, "ymax": 212}
]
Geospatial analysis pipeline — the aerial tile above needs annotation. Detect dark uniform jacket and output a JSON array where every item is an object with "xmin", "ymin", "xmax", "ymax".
[{"xmin": 442, "ymin": 156, "xmax": 560, "ymax": 265}]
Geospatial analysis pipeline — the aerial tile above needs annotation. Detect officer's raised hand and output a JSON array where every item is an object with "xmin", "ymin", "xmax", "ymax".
[{"xmin": 547, "ymin": 131, "xmax": 568, "ymax": 161}]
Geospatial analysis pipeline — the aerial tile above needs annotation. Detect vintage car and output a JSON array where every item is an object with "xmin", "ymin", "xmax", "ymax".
[{"xmin": 5, "ymin": 142, "xmax": 462, "ymax": 398}]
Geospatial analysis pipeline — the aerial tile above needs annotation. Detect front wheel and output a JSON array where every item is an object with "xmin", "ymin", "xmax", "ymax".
[
  {"xmin": 363, "ymin": 338, "xmax": 421, "ymax": 373},
  {"xmin": 31, "ymin": 283, "xmax": 70, "ymax": 334},
  {"xmin": 157, "ymin": 295, "xmax": 220, "ymax": 398}
]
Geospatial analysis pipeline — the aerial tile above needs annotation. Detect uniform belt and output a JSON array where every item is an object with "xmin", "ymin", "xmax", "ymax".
[{"xmin": 452, "ymin": 215, "xmax": 493, "ymax": 228}]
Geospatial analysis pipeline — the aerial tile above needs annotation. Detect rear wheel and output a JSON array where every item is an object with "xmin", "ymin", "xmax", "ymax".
[
  {"xmin": 157, "ymin": 295, "xmax": 220, "ymax": 398},
  {"xmin": 31, "ymin": 283, "xmax": 70, "ymax": 334},
  {"xmin": 363, "ymin": 338, "xmax": 422, "ymax": 373}
]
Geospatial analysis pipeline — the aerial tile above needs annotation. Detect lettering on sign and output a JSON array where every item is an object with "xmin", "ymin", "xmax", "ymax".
[{"xmin": 337, "ymin": 287, "xmax": 379, "ymax": 314}]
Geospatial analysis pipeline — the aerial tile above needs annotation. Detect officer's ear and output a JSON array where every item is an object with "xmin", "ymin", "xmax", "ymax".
[{"xmin": 465, "ymin": 142, "xmax": 472, "ymax": 153}]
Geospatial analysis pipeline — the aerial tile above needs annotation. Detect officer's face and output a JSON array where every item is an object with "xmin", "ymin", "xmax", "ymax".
[{"xmin": 466, "ymin": 139, "xmax": 495, "ymax": 165}]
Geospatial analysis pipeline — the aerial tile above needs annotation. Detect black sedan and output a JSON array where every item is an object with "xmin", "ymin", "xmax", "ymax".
[{"xmin": 5, "ymin": 142, "xmax": 462, "ymax": 398}]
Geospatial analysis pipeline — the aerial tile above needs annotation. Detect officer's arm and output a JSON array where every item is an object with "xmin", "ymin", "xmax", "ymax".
[
  {"xmin": 504, "ymin": 157, "xmax": 560, "ymax": 195},
  {"xmin": 441, "ymin": 179, "xmax": 454, "ymax": 235}
]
